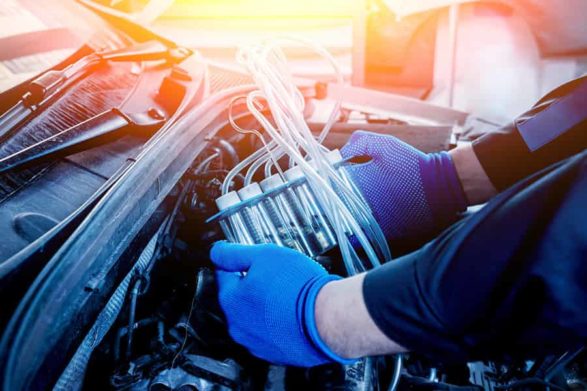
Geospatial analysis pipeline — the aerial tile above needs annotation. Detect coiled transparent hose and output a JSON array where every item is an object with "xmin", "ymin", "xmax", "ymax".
[
  {"xmin": 221, "ymin": 38, "xmax": 391, "ymax": 273},
  {"xmin": 224, "ymin": 37, "xmax": 342, "ymax": 194}
]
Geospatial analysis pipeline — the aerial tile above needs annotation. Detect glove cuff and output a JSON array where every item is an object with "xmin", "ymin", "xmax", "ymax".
[
  {"xmin": 420, "ymin": 151, "xmax": 468, "ymax": 225},
  {"xmin": 302, "ymin": 274, "xmax": 358, "ymax": 365}
]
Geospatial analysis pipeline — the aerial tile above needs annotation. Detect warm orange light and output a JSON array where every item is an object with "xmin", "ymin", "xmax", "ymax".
[{"xmin": 165, "ymin": 0, "xmax": 355, "ymax": 19}]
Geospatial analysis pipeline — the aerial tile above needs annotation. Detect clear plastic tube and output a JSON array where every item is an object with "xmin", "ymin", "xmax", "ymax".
[
  {"xmin": 244, "ymin": 144, "xmax": 283, "ymax": 185},
  {"xmin": 218, "ymin": 39, "xmax": 390, "ymax": 275},
  {"xmin": 222, "ymin": 140, "xmax": 277, "ymax": 194},
  {"xmin": 216, "ymin": 191, "xmax": 255, "ymax": 244},
  {"xmin": 283, "ymin": 168, "xmax": 337, "ymax": 255},
  {"xmin": 261, "ymin": 193, "xmax": 307, "ymax": 254},
  {"xmin": 245, "ymin": 92, "xmax": 382, "ymax": 271},
  {"xmin": 261, "ymin": 174, "xmax": 317, "ymax": 256},
  {"xmin": 219, "ymin": 214, "xmax": 254, "ymax": 244},
  {"xmin": 229, "ymin": 37, "xmax": 343, "ymax": 191},
  {"xmin": 237, "ymin": 183, "xmax": 282, "ymax": 245}
]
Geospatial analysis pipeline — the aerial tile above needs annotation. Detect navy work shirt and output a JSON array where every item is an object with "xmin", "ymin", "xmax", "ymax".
[{"xmin": 363, "ymin": 76, "xmax": 587, "ymax": 362}]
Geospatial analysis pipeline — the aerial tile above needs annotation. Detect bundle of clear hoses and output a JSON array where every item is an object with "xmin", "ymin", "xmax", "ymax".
[{"xmin": 208, "ymin": 39, "xmax": 391, "ymax": 275}]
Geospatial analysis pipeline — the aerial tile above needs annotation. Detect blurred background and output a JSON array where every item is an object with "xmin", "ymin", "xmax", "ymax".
[{"xmin": 1, "ymin": 0, "xmax": 587, "ymax": 124}]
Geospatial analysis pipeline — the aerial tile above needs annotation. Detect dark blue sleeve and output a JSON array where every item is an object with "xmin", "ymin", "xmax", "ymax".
[
  {"xmin": 473, "ymin": 76, "xmax": 587, "ymax": 191},
  {"xmin": 363, "ymin": 151, "xmax": 587, "ymax": 362}
]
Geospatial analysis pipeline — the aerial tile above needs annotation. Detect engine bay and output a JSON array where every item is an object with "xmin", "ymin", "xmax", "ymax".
[
  {"xmin": 0, "ymin": 2, "xmax": 586, "ymax": 390},
  {"xmin": 2, "ymin": 60, "xmax": 586, "ymax": 390},
  {"xmin": 59, "ymin": 123, "xmax": 587, "ymax": 391},
  {"xmin": 66, "ymin": 127, "xmax": 441, "ymax": 390}
]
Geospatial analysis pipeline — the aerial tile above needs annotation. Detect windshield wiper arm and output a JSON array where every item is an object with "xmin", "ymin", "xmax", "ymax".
[
  {"xmin": 0, "ymin": 108, "xmax": 166, "ymax": 174},
  {"xmin": 0, "ymin": 40, "xmax": 191, "ymax": 142}
]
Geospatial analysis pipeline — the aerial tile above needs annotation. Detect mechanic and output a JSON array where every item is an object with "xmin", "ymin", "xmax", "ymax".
[{"xmin": 210, "ymin": 76, "xmax": 587, "ymax": 367}]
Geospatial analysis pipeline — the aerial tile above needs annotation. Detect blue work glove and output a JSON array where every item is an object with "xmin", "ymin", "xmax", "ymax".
[
  {"xmin": 210, "ymin": 241, "xmax": 356, "ymax": 367},
  {"xmin": 341, "ymin": 131, "xmax": 468, "ymax": 243}
]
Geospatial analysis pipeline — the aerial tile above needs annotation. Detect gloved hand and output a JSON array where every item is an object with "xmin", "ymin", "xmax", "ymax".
[
  {"xmin": 341, "ymin": 131, "xmax": 468, "ymax": 244},
  {"xmin": 210, "ymin": 241, "xmax": 355, "ymax": 367}
]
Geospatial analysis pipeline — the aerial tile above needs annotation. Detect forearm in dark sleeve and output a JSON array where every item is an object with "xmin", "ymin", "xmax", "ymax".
[
  {"xmin": 363, "ymin": 150, "xmax": 587, "ymax": 362},
  {"xmin": 472, "ymin": 76, "xmax": 587, "ymax": 191}
]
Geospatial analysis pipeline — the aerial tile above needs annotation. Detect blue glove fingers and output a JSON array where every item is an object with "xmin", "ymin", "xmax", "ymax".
[
  {"xmin": 215, "ymin": 269, "xmax": 240, "ymax": 292},
  {"xmin": 214, "ymin": 270, "xmax": 241, "ymax": 315},
  {"xmin": 210, "ymin": 241, "xmax": 260, "ymax": 272},
  {"xmin": 214, "ymin": 269, "xmax": 260, "ymax": 350},
  {"xmin": 339, "ymin": 130, "xmax": 468, "ymax": 242},
  {"xmin": 210, "ymin": 242, "xmax": 341, "ymax": 367},
  {"xmin": 341, "ymin": 130, "xmax": 379, "ymax": 161}
]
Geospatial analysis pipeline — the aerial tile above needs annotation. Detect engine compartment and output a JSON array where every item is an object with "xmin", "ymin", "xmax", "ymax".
[
  {"xmin": 66, "ymin": 125, "xmax": 386, "ymax": 389},
  {"xmin": 70, "ymin": 120, "xmax": 587, "ymax": 390},
  {"xmin": 0, "ymin": 31, "xmax": 585, "ymax": 391},
  {"xmin": 70, "ymin": 116, "xmax": 369, "ymax": 388}
]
